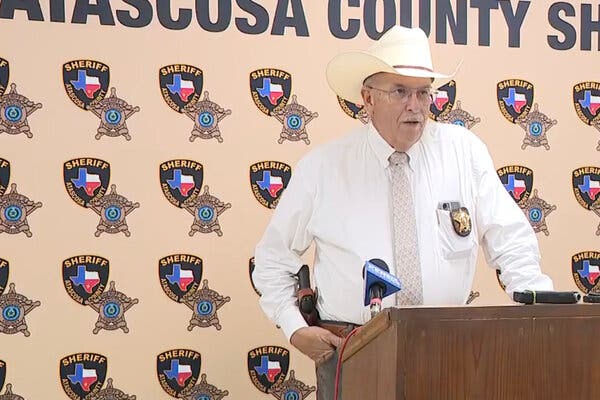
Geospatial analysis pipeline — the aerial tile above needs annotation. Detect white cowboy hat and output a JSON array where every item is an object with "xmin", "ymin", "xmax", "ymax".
[{"xmin": 326, "ymin": 25, "xmax": 455, "ymax": 104}]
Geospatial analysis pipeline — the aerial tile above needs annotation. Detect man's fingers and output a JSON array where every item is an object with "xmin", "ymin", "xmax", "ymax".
[
  {"xmin": 290, "ymin": 326, "xmax": 345, "ymax": 363},
  {"xmin": 323, "ymin": 331, "xmax": 344, "ymax": 348}
]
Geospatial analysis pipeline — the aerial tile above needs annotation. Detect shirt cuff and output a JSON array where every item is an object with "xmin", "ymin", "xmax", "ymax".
[
  {"xmin": 506, "ymin": 274, "xmax": 554, "ymax": 297},
  {"xmin": 277, "ymin": 307, "xmax": 309, "ymax": 342}
]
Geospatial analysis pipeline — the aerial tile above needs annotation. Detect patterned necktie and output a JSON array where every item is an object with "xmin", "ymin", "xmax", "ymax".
[{"xmin": 389, "ymin": 151, "xmax": 423, "ymax": 305}]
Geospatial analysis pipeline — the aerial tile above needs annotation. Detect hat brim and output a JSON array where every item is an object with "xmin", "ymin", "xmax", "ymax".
[{"xmin": 326, "ymin": 51, "xmax": 452, "ymax": 105}]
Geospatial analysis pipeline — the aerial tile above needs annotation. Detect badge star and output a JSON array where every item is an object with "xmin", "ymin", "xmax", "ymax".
[
  {"xmin": 179, "ymin": 374, "xmax": 229, "ymax": 400},
  {"xmin": 272, "ymin": 95, "xmax": 318, "ymax": 145},
  {"xmin": 0, "ymin": 383, "xmax": 26, "ymax": 399},
  {"xmin": 0, "ymin": 83, "xmax": 42, "ymax": 138},
  {"xmin": 437, "ymin": 101, "xmax": 481, "ymax": 130},
  {"xmin": 270, "ymin": 370, "xmax": 315, "ymax": 400},
  {"xmin": 183, "ymin": 91, "xmax": 231, "ymax": 143},
  {"xmin": 0, "ymin": 183, "xmax": 42, "ymax": 237},
  {"xmin": 88, "ymin": 281, "xmax": 138, "ymax": 334},
  {"xmin": 517, "ymin": 103, "xmax": 557, "ymax": 150},
  {"xmin": 183, "ymin": 185, "xmax": 231, "ymax": 237},
  {"xmin": 182, "ymin": 279, "xmax": 230, "ymax": 331},
  {"xmin": 88, "ymin": 184, "xmax": 139, "ymax": 237},
  {"xmin": 519, "ymin": 189, "xmax": 556, "ymax": 236},
  {"xmin": 86, "ymin": 377, "xmax": 136, "ymax": 400},
  {"xmin": 0, "ymin": 282, "xmax": 41, "ymax": 337},
  {"xmin": 89, "ymin": 87, "xmax": 139, "ymax": 141}
]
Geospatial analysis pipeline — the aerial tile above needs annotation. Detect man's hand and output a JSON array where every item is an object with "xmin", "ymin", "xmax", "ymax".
[{"xmin": 290, "ymin": 326, "xmax": 344, "ymax": 365}]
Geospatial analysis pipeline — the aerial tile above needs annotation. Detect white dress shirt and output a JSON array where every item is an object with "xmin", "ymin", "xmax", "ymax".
[{"xmin": 254, "ymin": 121, "xmax": 553, "ymax": 340}]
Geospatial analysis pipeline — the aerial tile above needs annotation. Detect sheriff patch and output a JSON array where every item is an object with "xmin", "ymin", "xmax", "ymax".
[
  {"xmin": 247, "ymin": 346, "xmax": 289, "ymax": 394},
  {"xmin": 156, "ymin": 349, "xmax": 201, "ymax": 397},
  {"xmin": 158, "ymin": 254, "xmax": 203, "ymax": 303},
  {"xmin": 250, "ymin": 68, "xmax": 292, "ymax": 116},
  {"xmin": 62, "ymin": 255, "xmax": 109, "ymax": 305},
  {"xmin": 159, "ymin": 64, "xmax": 203, "ymax": 113},
  {"xmin": 63, "ymin": 158, "xmax": 110, "ymax": 208},
  {"xmin": 0, "ymin": 58, "xmax": 8, "ymax": 96},
  {"xmin": 429, "ymin": 80, "xmax": 456, "ymax": 121},
  {"xmin": 63, "ymin": 60, "xmax": 110, "ymax": 110},
  {"xmin": 572, "ymin": 166, "xmax": 600, "ymax": 210},
  {"xmin": 0, "ymin": 258, "xmax": 7, "ymax": 296},
  {"xmin": 0, "ymin": 158, "xmax": 9, "ymax": 196},
  {"xmin": 496, "ymin": 269, "xmax": 507, "ymax": 291},
  {"xmin": 249, "ymin": 161, "xmax": 291, "ymax": 209},
  {"xmin": 249, "ymin": 257, "xmax": 261, "ymax": 296},
  {"xmin": 0, "ymin": 359, "xmax": 4, "ymax": 393},
  {"xmin": 159, "ymin": 159, "xmax": 203, "ymax": 208},
  {"xmin": 337, "ymin": 96, "xmax": 369, "ymax": 124},
  {"xmin": 573, "ymin": 81, "xmax": 600, "ymax": 126},
  {"xmin": 497, "ymin": 165, "xmax": 533, "ymax": 205},
  {"xmin": 497, "ymin": 79, "xmax": 534, "ymax": 123},
  {"xmin": 59, "ymin": 353, "xmax": 107, "ymax": 400},
  {"xmin": 572, "ymin": 251, "xmax": 600, "ymax": 294}
]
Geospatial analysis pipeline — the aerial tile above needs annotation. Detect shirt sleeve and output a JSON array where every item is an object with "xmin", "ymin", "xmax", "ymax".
[
  {"xmin": 471, "ymin": 136, "xmax": 554, "ymax": 296},
  {"xmin": 253, "ymin": 158, "xmax": 315, "ymax": 341}
]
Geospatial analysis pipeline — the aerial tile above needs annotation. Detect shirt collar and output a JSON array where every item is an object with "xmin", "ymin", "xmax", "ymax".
[{"xmin": 367, "ymin": 122, "xmax": 428, "ymax": 169}]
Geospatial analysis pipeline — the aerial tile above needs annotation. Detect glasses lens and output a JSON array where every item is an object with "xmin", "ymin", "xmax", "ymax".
[{"xmin": 386, "ymin": 87, "xmax": 433, "ymax": 105}]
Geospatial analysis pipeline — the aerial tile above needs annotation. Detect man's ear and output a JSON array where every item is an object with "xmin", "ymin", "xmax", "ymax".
[{"xmin": 361, "ymin": 88, "xmax": 373, "ymax": 107}]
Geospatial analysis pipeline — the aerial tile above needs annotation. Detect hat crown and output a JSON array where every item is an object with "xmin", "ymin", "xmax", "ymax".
[
  {"xmin": 367, "ymin": 26, "xmax": 434, "ymax": 71},
  {"xmin": 325, "ymin": 25, "xmax": 453, "ymax": 105}
]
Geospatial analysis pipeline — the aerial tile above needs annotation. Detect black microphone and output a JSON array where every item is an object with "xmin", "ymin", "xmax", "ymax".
[
  {"xmin": 513, "ymin": 290, "xmax": 581, "ymax": 304},
  {"xmin": 363, "ymin": 259, "xmax": 401, "ymax": 317},
  {"xmin": 583, "ymin": 293, "xmax": 600, "ymax": 303}
]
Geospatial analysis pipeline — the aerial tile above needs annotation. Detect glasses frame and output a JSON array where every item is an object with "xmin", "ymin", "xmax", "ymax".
[{"xmin": 365, "ymin": 85, "xmax": 439, "ymax": 106}]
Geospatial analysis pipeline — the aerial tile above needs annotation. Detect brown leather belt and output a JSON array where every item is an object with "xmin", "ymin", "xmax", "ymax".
[{"xmin": 316, "ymin": 320, "xmax": 360, "ymax": 338}]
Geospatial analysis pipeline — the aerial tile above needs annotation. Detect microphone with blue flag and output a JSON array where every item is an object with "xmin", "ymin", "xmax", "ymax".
[{"xmin": 363, "ymin": 259, "xmax": 402, "ymax": 317}]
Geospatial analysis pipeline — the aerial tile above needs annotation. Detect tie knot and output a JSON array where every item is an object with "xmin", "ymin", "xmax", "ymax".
[{"xmin": 389, "ymin": 151, "xmax": 409, "ymax": 166}]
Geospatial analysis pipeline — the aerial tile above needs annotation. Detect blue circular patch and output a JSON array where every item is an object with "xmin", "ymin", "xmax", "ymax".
[
  {"xmin": 529, "ymin": 207, "xmax": 542, "ymax": 223},
  {"xmin": 196, "ymin": 300, "xmax": 213, "ymax": 316},
  {"xmin": 284, "ymin": 390, "xmax": 300, "ymax": 400},
  {"xmin": 195, "ymin": 395, "xmax": 211, "ymax": 400},
  {"xmin": 198, "ymin": 206, "xmax": 214, "ymax": 222},
  {"xmin": 529, "ymin": 121, "xmax": 543, "ymax": 137},
  {"xmin": 103, "ymin": 302, "xmax": 120, "ymax": 318},
  {"xmin": 5, "ymin": 105, "xmax": 22, "ymax": 122},
  {"xmin": 105, "ymin": 109, "xmax": 122, "ymax": 125},
  {"xmin": 452, "ymin": 119, "xmax": 465, "ymax": 127},
  {"xmin": 286, "ymin": 114, "xmax": 302, "ymax": 130},
  {"xmin": 2, "ymin": 305, "xmax": 20, "ymax": 321},
  {"xmin": 104, "ymin": 205, "xmax": 122, "ymax": 222},
  {"xmin": 198, "ymin": 111, "xmax": 214, "ymax": 128},
  {"xmin": 4, "ymin": 205, "xmax": 22, "ymax": 221}
]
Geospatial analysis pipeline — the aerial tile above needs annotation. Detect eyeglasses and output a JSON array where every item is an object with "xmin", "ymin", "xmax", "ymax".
[{"xmin": 365, "ymin": 85, "xmax": 438, "ymax": 106}]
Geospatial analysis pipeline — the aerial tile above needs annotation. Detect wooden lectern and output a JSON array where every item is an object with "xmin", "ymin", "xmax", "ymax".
[{"xmin": 341, "ymin": 305, "xmax": 600, "ymax": 399}]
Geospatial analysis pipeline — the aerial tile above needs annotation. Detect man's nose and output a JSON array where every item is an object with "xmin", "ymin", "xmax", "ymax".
[{"xmin": 405, "ymin": 90, "xmax": 421, "ymax": 111}]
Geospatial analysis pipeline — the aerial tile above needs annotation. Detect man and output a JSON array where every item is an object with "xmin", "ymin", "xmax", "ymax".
[{"xmin": 253, "ymin": 25, "xmax": 553, "ymax": 399}]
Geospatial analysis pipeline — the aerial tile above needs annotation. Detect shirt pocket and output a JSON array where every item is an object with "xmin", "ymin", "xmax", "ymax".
[{"xmin": 435, "ymin": 208, "xmax": 476, "ymax": 260}]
